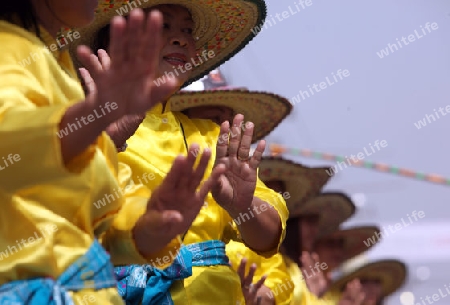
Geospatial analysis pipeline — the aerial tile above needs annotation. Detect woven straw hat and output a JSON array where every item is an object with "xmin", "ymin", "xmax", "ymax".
[
  {"xmin": 330, "ymin": 259, "xmax": 407, "ymax": 297},
  {"xmin": 69, "ymin": 0, "xmax": 267, "ymax": 88},
  {"xmin": 316, "ymin": 226, "xmax": 381, "ymax": 262},
  {"xmin": 257, "ymin": 157, "xmax": 334, "ymax": 208},
  {"xmin": 169, "ymin": 89, "xmax": 292, "ymax": 143},
  {"xmin": 295, "ymin": 192, "xmax": 356, "ymax": 237}
]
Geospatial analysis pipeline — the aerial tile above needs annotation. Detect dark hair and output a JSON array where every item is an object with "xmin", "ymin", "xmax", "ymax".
[
  {"xmin": 0, "ymin": 0, "xmax": 41, "ymax": 37},
  {"xmin": 95, "ymin": 24, "xmax": 111, "ymax": 53},
  {"xmin": 281, "ymin": 217, "xmax": 302, "ymax": 264}
]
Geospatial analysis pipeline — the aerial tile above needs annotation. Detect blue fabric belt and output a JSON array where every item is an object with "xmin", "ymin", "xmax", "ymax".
[
  {"xmin": 0, "ymin": 239, "xmax": 116, "ymax": 304},
  {"xmin": 115, "ymin": 240, "xmax": 229, "ymax": 305}
]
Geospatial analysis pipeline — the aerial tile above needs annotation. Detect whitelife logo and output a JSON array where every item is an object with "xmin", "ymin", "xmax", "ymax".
[
  {"xmin": 0, "ymin": 154, "xmax": 21, "ymax": 171},
  {"xmin": 414, "ymin": 105, "xmax": 450, "ymax": 130},
  {"xmin": 57, "ymin": 102, "xmax": 118, "ymax": 139},
  {"xmin": 363, "ymin": 210, "xmax": 425, "ymax": 247},
  {"xmin": 376, "ymin": 22, "xmax": 439, "ymax": 59},
  {"xmin": 325, "ymin": 140, "xmax": 388, "ymax": 176},
  {"xmin": 290, "ymin": 69, "xmax": 350, "ymax": 105}
]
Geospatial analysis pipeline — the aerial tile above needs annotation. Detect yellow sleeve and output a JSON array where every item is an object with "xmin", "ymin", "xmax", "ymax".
[
  {"xmin": 101, "ymin": 162, "xmax": 181, "ymax": 269},
  {"xmin": 253, "ymin": 176, "xmax": 289, "ymax": 257},
  {"xmin": 226, "ymin": 241, "xmax": 294, "ymax": 305},
  {"xmin": 0, "ymin": 31, "xmax": 96, "ymax": 193}
]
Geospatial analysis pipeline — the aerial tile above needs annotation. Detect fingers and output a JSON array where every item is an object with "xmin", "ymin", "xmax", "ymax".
[
  {"xmin": 142, "ymin": 10, "xmax": 163, "ymax": 74},
  {"xmin": 160, "ymin": 155, "xmax": 187, "ymax": 191},
  {"xmin": 300, "ymin": 251, "xmax": 312, "ymax": 269},
  {"xmin": 252, "ymin": 275, "xmax": 267, "ymax": 292},
  {"xmin": 109, "ymin": 16, "xmax": 127, "ymax": 64},
  {"xmin": 127, "ymin": 9, "xmax": 145, "ymax": 61},
  {"xmin": 237, "ymin": 258, "xmax": 248, "ymax": 283},
  {"xmin": 79, "ymin": 68, "xmax": 96, "ymax": 95},
  {"xmin": 188, "ymin": 147, "xmax": 211, "ymax": 190},
  {"xmin": 216, "ymin": 121, "xmax": 230, "ymax": 160},
  {"xmin": 76, "ymin": 45, "xmax": 102, "ymax": 79},
  {"xmin": 311, "ymin": 252, "xmax": 320, "ymax": 265},
  {"xmin": 238, "ymin": 121, "xmax": 253, "ymax": 161},
  {"xmin": 244, "ymin": 263, "xmax": 257, "ymax": 288},
  {"xmin": 249, "ymin": 140, "xmax": 265, "ymax": 170},
  {"xmin": 176, "ymin": 144, "xmax": 200, "ymax": 189},
  {"xmin": 198, "ymin": 164, "xmax": 226, "ymax": 201},
  {"xmin": 97, "ymin": 49, "xmax": 111, "ymax": 70},
  {"xmin": 228, "ymin": 114, "xmax": 244, "ymax": 157},
  {"xmin": 343, "ymin": 279, "xmax": 365, "ymax": 305}
]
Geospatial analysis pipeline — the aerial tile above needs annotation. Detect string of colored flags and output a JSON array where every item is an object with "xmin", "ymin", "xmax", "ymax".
[{"xmin": 268, "ymin": 144, "xmax": 450, "ymax": 186}]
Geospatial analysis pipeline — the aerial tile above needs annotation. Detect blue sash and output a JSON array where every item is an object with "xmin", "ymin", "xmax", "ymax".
[
  {"xmin": 0, "ymin": 239, "xmax": 116, "ymax": 304},
  {"xmin": 115, "ymin": 240, "xmax": 229, "ymax": 305}
]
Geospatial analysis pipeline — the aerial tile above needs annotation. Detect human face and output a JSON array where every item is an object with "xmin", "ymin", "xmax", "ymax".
[
  {"xmin": 184, "ymin": 106, "xmax": 234, "ymax": 125},
  {"xmin": 299, "ymin": 214, "xmax": 320, "ymax": 251},
  {"xmin": 146, "ymin": 5, "xmax": 197, "ymax": 86},
  {"xmin": 32, "ymin": 0, "xmax": 97, "ymax": 34},
  {"xmin": 314, "ymin": 237, "xmax": 345, "ymax": 271},
  {"xmin": 360, "ymin": 278, "xmax": 383, "ymax": 305}
]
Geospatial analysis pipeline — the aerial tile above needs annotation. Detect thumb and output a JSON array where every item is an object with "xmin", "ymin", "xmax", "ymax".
[
  {"xmin": 198, "ymin": 164, "xmax": 227, "ymax": 200},
  {"xmin": 148, "ymin": 76, "xmax": 179, "ymax": 109},
  {"xmin": 79, "ymin": 67, "xmax": 97, "ymax": 96},
  {"xmin": 155, "ymin": 211, "xmax": 183, "ymax": 237}
]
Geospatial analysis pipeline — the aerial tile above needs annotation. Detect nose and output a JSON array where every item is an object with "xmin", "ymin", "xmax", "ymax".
[{"xmin": 169, "ymin": 34, "xmax": 188, "ymax": 48}]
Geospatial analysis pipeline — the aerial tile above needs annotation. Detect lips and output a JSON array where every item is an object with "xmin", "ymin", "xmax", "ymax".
[{"xmin": 163, "ymin": 53, "xmax": 188, "ymax": 66}]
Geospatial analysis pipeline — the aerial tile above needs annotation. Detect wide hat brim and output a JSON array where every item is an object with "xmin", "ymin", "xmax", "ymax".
[
  {"xmin": 295, "ymin": 193, "xmax": 356, "ymax": 237},
  {"xmin": 330, "ymin": 260, "xmax": 407, "ymax": 297},
  {"xmin": 258, "ymin": 157, "xmax": 333, "ymax": 208},
  {"xmin": 317, "ymin": 226, "xmax": 381, "ymax": 262},
  {"xmin": 170, "ymin": 90, "xmax": 292, "ymax": 143},
  {"xmin": 69, "ymin": 0, "xmax": 267, "ymax": 88}
]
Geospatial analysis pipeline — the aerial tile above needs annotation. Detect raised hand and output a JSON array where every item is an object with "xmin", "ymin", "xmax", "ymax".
[
  {"xmin": 133, "ymin": 144, "xmax": 226, "ymax": 256},
  {"xmin": 237, "ymin": 258, "xmax": 269, "ymax": 305},
  {"xmin": 338, "ymin": 279, "xmax": 365, "ymax": 305},
  {"xmin": 76, "ymin": 9, "xmax": 179, "ymax": 123},
  {"xmin": 212, "ymin": 114, "xmax": 266, "ymax": 216},
  {"xmin": 79, "ymin": 67, "xmax": 145, "ymax": 150},
  {"xmin": 300, "ymin": 251, "xmax": 329, "ymax": 298}
]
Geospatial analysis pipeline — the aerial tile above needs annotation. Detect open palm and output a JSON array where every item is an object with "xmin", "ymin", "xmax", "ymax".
[
  {"xmin": 338, "ymin": 279, "xmax": 365, "ymax": 305},
  {"xmin": 77, "ymin": 9, "xmax": 178, "ymax": 122},
  {"xmin": 212, "ymin": 114, "xmax": 266, "ymax": 216},
  {"xmin": 301, "ymin": 251, "xmax": 329, "ymax": 298},
  {"xmin": 135, "ymin": 144, "xmax": 226, "ymax": 255}
]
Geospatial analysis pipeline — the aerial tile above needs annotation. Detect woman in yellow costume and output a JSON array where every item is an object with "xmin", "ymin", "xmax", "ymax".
[
  {"xmin": 0, "ymin": 0, "xmax": 227, "ymax": 304},
  {"xmin": 226, "ymin": 156, "xmax": 334, "ymax": 305},
  {"xmin": 71, "ymin": 0, "xmax": 290, "ymax": 304},
  {"xmin": 168, "ymin": 88, "xmax": 294, "ymax": 305}
]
